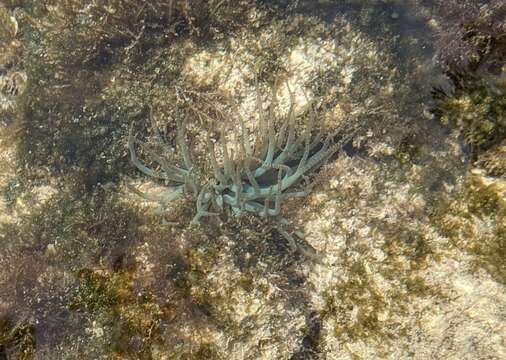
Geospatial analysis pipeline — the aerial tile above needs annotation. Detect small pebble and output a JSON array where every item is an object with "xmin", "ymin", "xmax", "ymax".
[{"xmin": 45, "ymin": 243, "xmax": 57, "ymax": 257}]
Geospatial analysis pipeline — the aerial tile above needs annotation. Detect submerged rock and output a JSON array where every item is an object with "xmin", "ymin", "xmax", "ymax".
[{"xmin": 0, "ymin": 1, "xmax": 505, "ymax": 359}]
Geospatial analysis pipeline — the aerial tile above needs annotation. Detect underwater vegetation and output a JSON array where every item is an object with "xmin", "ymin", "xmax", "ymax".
[
  {"xmin": 7, "ymin": 0, "xmax": 253, "ymax": 192},
  {"xmin": 432, "ymin": 74, "xmax": 506, "ymax": 153},
  {"xmin": 434, "ymin": 0, "xmax": 506, "ymax": 73},
  {"xmin": 428, "ymin": 0, "xmax": 506, "ymax": 288},
  {"xmin": 431, "ymin": 0, "xmax": 506, "ymax": 170},
  {"xmin": 429, "ymin": 1, "xmax": 506, "ymax": 285},
  {"xmin": 128, "ymin": 83, "xmax": 353, "ymax": 258},
  {"xmin": 1, "ymin": 0, "xmax": 506, "ymax": 358}
]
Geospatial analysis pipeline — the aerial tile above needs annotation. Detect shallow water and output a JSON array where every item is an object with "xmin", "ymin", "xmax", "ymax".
[{"xmin": 0, "ymin": 1, "xmax": 505, "ymax": 359}]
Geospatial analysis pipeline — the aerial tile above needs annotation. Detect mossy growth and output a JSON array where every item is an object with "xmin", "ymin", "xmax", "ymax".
[
  {"xmin": 175, "ymin": 215, "xmax": 311, "ymax": 356},
  {"xmin": 432, "ymin": 75, "xmax": 506, "ymax": 152},
  {"xmin": 433, "ymin": 173, "xmax": 506, "ymax": 284},
  {"xmin": 0, "ymin": 317, "xmax": 34, "ymax": 360},
  {"xmin": 0, "ymin": 188, "xmax": 144, "ymax": 354},
  {"xmin": 7, "ymin": 1, "xmax": 204, "ymax": 190},
  {"xmin": 70, "ymin": 269, "xmax": 127, "ymax": 313},
  {"xmin": 321, "ymin": 261, "xmax": 390, "ymax": 342},
  {"xmin": 319, "ymin": 256, "xmax": 442, "ymax": 353},
  {"xmin": 394, "ymin": 135, "xmax": 422, "ymax": 165},
  {"xmin": 183, "ymin": 233, "xmax": 254, "ymax": 334},
  {"xmin": 68, "ymin": 267, "xmax": 169, "ymax": 359},
  {"xmin": 0, "ymin": 186, "xmax": 214, "ymax": 358},
  {"xmin": 477, "ymin": 139, "xmax": 506, "ymax": 176},
  {"xmin": 222, "ymin": 215, "xmax": 303, "ymax": 272},
  {"xmin": 316, "ymin": 207, "xmax": 443, "ymax": 350},
  {"xmin": 9, "ymin": 0, "xmax": 265, "ymax": 193},
  {"xmin": 1, "ymin": 187, "xmax": 144, "ymax": 270},
  {"xmin": 381, "ymin": 228, "xmax": 435, "ymax": 271}
]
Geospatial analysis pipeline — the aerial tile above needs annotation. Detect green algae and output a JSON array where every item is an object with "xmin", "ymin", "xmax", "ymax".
[
  {"xmin": 394, "ymin": 135, "xmax": 422, "ymax": 165},
  {"xmin": 1, "ymin": 0, "xmax": 506, "ymax": 358},
  {"xmin": 430, "ymin": 41, "xmax": 506, "ymax": 285},
  {"xmin": 69, "ymin": 268, "xmax": 168, "ymax": 359},
  {"xmin": 0, "ymin": 318, "xmax": 34, "ymax": 360},
  {"xmin": 432, "ymin": 174, "xmax": 506, "ymax": 285},
  {"xmin": 434, "ymin": 79, "xmax": 506, "ymax": 152},
  {"xmin": 0, "ymin": 185, "xmax": 227, "ymax": 358},
  {"xmin": 319, "ymin": 251, "xmax": 442, "ymax": 350},
  {"xmin": 70, "ymin": 270, "xmax": 125, "ymax": 313}
]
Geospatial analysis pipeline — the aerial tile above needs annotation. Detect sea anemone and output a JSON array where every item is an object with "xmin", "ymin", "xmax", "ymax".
[{"xmin": 128, "ymin": 83, "xmax": 351, "ymax": 259}]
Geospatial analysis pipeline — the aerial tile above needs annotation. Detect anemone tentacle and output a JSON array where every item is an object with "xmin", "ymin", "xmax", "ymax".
[{"xmin": 128, "ymin": 83, "xmax": 349, "ymax": 260}]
